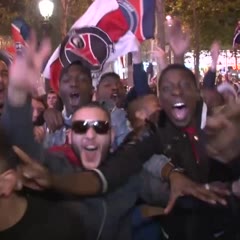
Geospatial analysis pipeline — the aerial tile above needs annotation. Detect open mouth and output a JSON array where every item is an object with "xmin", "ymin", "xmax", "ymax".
[
  {"xmin": 171, "ymin": 102, "xmax": 189, "ymax": 121},
  {"xmin": 69, "ymin": 92, "xmax": 80, "ymax": 106},
  {"xmin": 110, "ymin": 92, "xmax": 119, "ymax": 101},
  {"xmin": 83, "ymin": 145, "xmax": 98, "ymax": 152},
  {"xmin": 81, "ymin": 144, "xmax": 99, "ymax": 167}
]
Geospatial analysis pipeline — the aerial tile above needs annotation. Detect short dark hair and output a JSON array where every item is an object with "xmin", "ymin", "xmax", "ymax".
[
  {"xmin": 0, "ymin": 127, "xmax": 19, "ymax": 173},
  {"xmin": 127, "ymin": 94, "xmax": 157, "ymax": 124},
  {"xmin": 32, "ymin": 96, "xmax": 47, "ymax": 109},
  {"xmin": 73, "ymin": 101, "xmax": 111, "ymax": 122},
  {"xmin": 98, "ymin": 72, "xmax": 120, "ymax": 86},
  {"xmin": 158, "ymin": 64, "xmax": 197, "ymax": 88},
  {"xmin": 60, "ymin": 61, "xmax": 92, "ymax": 82}
]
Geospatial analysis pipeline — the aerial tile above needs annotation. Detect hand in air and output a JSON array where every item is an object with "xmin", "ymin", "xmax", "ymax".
[
  {"xmin": 205, "ymin": 102, "xmax": 240, "ymax": 163},
  {"xmin": 168, "ymin": 18, "xmax": 190, "ymax": 58},
  {"xmin": 9, "ymin": 33, "xmax": 51, "ymax": 101}
]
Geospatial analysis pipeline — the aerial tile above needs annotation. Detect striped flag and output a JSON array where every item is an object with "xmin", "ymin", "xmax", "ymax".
[
  {"xmin": 11, "ymin": 18, "xmax": 30, "ymax": 55},
  {"xmin": 43, "ymin": 0, "xmax": 156, "ymax": 92}
]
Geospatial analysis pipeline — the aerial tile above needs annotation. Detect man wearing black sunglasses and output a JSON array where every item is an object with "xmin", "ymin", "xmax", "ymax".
[{"xmin": 69, "ymin": 103, "xmax": 114, "ymax": 170}]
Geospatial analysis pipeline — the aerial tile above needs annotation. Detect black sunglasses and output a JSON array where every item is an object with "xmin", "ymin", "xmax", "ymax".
[{"xmin": 72, "ymin": 120, "xmax": 110, "ymax": 134}]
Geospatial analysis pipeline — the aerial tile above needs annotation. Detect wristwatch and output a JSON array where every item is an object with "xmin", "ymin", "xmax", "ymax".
[
  {"xmin": 168, "ymin": 167, "xmax": 185, "ymax": 180},
  {"xmin": 161, "ymin": 162, "xmax": 185, "ymax": 182}
]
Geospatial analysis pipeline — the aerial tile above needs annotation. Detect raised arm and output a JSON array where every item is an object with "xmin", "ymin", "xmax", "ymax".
[
  {"xmin": 168, "ymin": 18, "xmax": 190, "ymax": 65},
  {"xmin": 202, "ymin": 41, "xmax": 220, "ymax": 89},
  {"xmin": 1, "ymin": 33, "xmax": 51, "ymax": 162},
  {"xmin": 1, "ymin": 97, "xmax": 44, "ymax": 162}
]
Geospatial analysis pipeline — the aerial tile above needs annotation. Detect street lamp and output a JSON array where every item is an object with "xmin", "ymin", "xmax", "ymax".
[
  {"xmin": 38, "ymin": 0, "xmax": 54, "ymax": 38},
  {"xmin": 166, "ymin": 15, "xmax": 173, "ymax": 27},
  {"xmin": 38, "ymin": 0, "xmax": 54, "ymax": 21}
]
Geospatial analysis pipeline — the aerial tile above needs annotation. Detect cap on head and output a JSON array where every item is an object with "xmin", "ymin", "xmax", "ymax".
[{"xmin": 60, "ymin": 61, "xmax": 92, "ymax": 83}]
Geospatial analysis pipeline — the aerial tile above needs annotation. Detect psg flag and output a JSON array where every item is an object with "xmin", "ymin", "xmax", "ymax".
[
  {"xmin": 11, "ymin": 18, "xmax": 30, "ymax": 55},
  {"xmin": 43, "ymin": 0, "xmax": 156, "ymax": 92}
]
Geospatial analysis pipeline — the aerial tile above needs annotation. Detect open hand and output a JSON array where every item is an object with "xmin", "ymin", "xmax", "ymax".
[
  {"xmin": 205, "ymin": 102, "xmax": 240, "ymax": 163},
  {"xmin": 168, "ymin": 18, "xmax": 190, "ymax": 58},
  {"xmin": 8, "ymin": 32, "xmax": 51, "ymax": 106},
  {"xmin": 164, "ymin": 172, "xmax": 229, "ymax": 214}
]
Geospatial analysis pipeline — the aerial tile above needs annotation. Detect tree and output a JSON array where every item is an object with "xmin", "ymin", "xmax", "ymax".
[
  {"xmin": 167, "ymin": 0, "xmax": 240, "ymax": 79},
  {"xmin": 0, "ymin": 0, "xmax": 24, "ymax": 35},
  {"xmin": 59, "ymin": 0, "xmax": 91, "ymax": 39},
  {"xmin": 167, "ymin": 0, "xmax": 239, "ymax": 48},
  {"xmin": 0, "ymin": 0, "xmax": 92, "ymax": 48}
]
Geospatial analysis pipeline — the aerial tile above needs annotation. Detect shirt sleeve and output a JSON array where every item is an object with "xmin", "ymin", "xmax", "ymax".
[
  {"xmin": 132, "ymin": 63, "xmax": 151, "ymax": 96},
  {"xmin": 98, "ymin": 132, "xmax": 161, "ymax": 192},
  {"xmin": 1, "ymin": 97, "xmax": 45, "ymax": 162},
  {"xmin": 202, "ymin": 70, "xmax": 216, "ymax": 89}
]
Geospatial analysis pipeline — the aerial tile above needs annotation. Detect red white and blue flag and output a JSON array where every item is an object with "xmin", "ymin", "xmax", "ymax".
[
  {"xmin": 11, "ymin": 18, "xmax": 30, "ymax": 55},
  {"xmin": 0, "ymin": 18, "xmax": 30, "ymax": 61},
  {"xmin": 43, "ymin": 0, "xmax": 156, "ymax": 92}
]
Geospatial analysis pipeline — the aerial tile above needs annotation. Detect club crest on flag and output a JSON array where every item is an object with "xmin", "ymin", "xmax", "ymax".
[
  {"xmin": 118, "ymin": 0, "xmax": 138, "ymax": 33},
  {"xmin": 43, "ymin": 0, "xmax": 156, "ymax": 92},
  {"xmin": 59, "ymin": 27, "xmax": 114, "ymax": 73}
]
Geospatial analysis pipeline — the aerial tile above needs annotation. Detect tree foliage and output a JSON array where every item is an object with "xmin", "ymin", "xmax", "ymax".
[
  {"xmin": 59, "ymin": 0, "xmax": 90, "ymax": 39},
  {"xmin": 166, "ymin": 0, "xmax": 240, "ymax": 49},
  {"xmin": 0, "ymin": 0, "xmax": 91, "ymax": 47}
]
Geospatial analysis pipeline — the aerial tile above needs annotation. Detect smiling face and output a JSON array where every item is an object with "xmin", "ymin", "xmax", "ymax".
[
  {"xmin": 70, "ymin": 106, "xmax": 113, "ymax": 170},
  {"xmin": 59, "ymin": 63, "xmax": 93, "ymax": 116},
  {"xmin": 159, "ymin": 67, "xmax": 200, "ymax": 128}
]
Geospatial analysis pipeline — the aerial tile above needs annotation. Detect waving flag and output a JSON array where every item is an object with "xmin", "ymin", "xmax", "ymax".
[
  {"xmin": 11, "ymin": 18, "xmax": 30, "ymax": 55},
  {"xmin": 0, "ymin": 18, "xmax": 30, "ymax": 66},
  {"xmin": 43, "ymin": 0, "xmax": 156, "ymax": 92}
]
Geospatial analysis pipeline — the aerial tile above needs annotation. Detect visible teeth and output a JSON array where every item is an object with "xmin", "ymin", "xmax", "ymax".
[
  {"xmin": 173, "ymin": 103, "xmax": 185, "ymax": 108},
  {"xmin": 85, "ymin": 146, "xmax": 97, "ymax": 151},
  {"xmin": 112, "ymin": 93, "xmax": 118, "ymax": 97}
]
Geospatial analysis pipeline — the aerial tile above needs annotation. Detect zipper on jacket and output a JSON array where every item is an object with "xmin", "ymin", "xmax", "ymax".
[{"xmin": 96, "ymin": 200, "xmax": 107, "ymax": 240}]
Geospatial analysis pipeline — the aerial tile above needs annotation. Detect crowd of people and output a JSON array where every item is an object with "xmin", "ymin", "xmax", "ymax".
[{"xmin": 1, "ymin": 16, "xmax": 240, "ymax": 240}]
